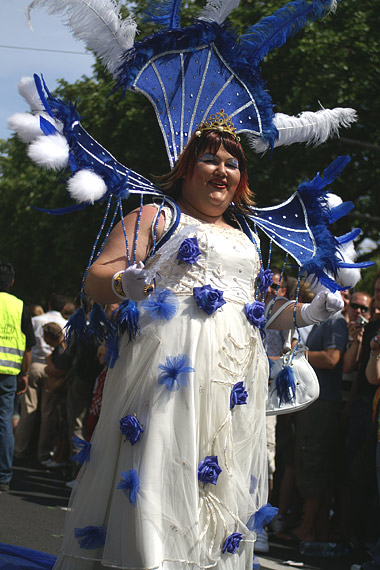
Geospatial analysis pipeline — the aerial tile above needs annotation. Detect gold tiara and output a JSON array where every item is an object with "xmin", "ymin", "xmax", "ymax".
[{"xmin": 195, "ymin": 110, "xmax": 240, "ymax": 142}]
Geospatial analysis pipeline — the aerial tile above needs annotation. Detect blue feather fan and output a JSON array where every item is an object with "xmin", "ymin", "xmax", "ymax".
[
  {"xmin": 142, "ymin": 0, "xmax": 183, "ymax": 29},
  {"xmin": 240, "ymin": 0, "xmax": 340, "ymax": 64}
]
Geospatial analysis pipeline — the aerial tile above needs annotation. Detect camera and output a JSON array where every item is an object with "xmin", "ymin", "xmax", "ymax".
[{"xmin": 356, "ymin": 315, "xmax": 369, "ymax": 326}]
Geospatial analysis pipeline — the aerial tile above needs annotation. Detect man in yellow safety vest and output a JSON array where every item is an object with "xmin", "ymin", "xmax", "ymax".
[{"xmin": 0, "ymin": 261, "xmax": 35, "ymax": 492}]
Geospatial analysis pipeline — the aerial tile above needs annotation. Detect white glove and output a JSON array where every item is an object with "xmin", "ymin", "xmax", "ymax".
[
  {"xmin": 122, "ymin": 262, "xmax": 154, "ymax": 301},
  {"xmin": 112, "ymin": 262, "xmax": 154, "ymax": 302},
  {"xmin": 300, "ymin": 290, "xmax": 344, "ymax": 326}
]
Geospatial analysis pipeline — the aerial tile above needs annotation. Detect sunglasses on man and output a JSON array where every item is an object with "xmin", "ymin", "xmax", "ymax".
[{"xmin": 349, "ymin": 302, "xmax": 370, "ymax": 313}]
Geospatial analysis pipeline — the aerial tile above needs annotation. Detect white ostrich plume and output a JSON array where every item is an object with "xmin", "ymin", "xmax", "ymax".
[
  {"xmin": 198, "ymin": 0, "xmax": 241, "ymax": 25},
  {"xmin": 68, "ymin": 169, "xmax": 108, "ymax": 204},
  {"xmin": 26, "ymin": 0, "xmax": 138, "ymax": 76},
  {"xmin": 248, "ymin": 108, "xmax": 357, "ymax": 153}
]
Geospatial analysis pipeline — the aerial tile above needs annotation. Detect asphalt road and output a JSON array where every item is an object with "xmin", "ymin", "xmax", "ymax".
[{"xmin": 0, "ymin": 458, "xmax": 366, "ymax": 570}]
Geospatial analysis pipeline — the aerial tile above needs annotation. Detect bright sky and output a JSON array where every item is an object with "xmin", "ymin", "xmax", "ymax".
[{"xmin": 0, "ymin": 0, "xmax": 95, "ymax": 141}]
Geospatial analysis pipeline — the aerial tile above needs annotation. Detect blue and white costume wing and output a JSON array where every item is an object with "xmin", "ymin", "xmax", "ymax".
[{"xmin": 247, "ymin": 156, "xmax": 373, "ymax": 291}]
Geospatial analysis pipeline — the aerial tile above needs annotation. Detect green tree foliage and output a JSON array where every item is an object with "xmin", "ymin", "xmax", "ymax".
[{"xmin": 0, "ymin": 0, "xmax": 379, "ymax": 305}]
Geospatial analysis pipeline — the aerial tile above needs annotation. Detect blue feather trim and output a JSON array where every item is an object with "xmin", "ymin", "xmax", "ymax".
[
  {"xmin": 297, "ymin": 156, "xmax": 352, "ymax": 289},
  {"xmin": 33, "ymin": 73, "xmax": 54, "ymax": 118},
  {"xmin": 32, "ymin": 203, "xmax": 89, "ymax": 215},
  {"xmin": 339, "ymin": 261, "xmax": 375, "ymax": 269},
  {"xmin": 39, "ymin": 115, "xmax": 59, "ymax": 136},
  {"xmin": 240, "ymin": 0, "xmax": 340, "ymax": 65},
  {"xmin": 275, "ymin": 365, "xmax": 296, "ymax": 404},
  {"xmin": 337, "ymin": 228, "xmax": 361, "ymax": 244},
  {"xmin": 64, "ymin": 307, "xmax": 89, "ymax": 346},
  {"xmin": 88, "ymin": 302, "xmax": 115, "ymax": 342},
  {"xmin": 115, "ymin": 299, "xmax": 140, "ymax": 341},
  {"xmin": 142, "ymin": 0, "xmax": 183, "ymax": 29},
  {"xmin": 328, "ymin": 201, "xmax": 354, "ymax": 223}
]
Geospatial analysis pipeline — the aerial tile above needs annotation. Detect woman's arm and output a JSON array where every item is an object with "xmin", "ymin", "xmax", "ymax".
[
  {"xmin": 365, "ymin": 335, "xmax": 380, "ymax": 385},
  {"xmin": 266, "ymin": 291, "xmax": 343, "ymax": 330},
  {"xmin": 85, "ymin": 205, "xmax": 165, "ymax": 305}
]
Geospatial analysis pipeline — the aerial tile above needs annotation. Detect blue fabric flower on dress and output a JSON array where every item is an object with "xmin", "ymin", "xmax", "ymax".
[
  {"xmin": 116, "ymin": 469, "xmax": 140, "ymax": 506},
  {"xmin": 72, "ymin": 436, "xmax": 91, "ymax": 464},
  {"xmin": 222, "ymin": 532, "xmax": 243, "ymax": 554},
  {"xmin": 244, "ymin": 301, "xmax": 266, "ymax": 330},
  {"xmin": 247, "ymin": 503, "xmax": 279, "ymax": 532},
  {"xmin": 142, "ymin": 288, "xmax": 178, "ymax": 321},
  {"xmin": 230, "ymin": 381, "xmax": 248, "ymax": 410},
  {"xmin": 74, "ymin": 525, "xmax": 106, "ymax": 549},
  {"xmin": 198, "ymin": 455, "xmax": 222, "ymax": 485},
  {"xmin": 119, "ymin": 414, "xmax": 144, "ymax": 445},
  {"xmin": 257, "ymin": 268, "xmax": 273, "ymax": 297},
  {"xmin": 116, "ymin": 299, "xmax": 140, "ymax": 341},
  {"xmin": 158, "ymin": 354, "xmax": 194, "ymax": 391},
  {"xmin": 176, "ymin": 237, "xmax": 202, "ymax": 264},
  {"xmin": 193, "ymin": 284, "xmax": 226, "ymax": 315}
]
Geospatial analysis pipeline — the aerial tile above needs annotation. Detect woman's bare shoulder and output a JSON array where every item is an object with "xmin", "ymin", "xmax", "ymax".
[{"xmin": 124, "ymin": 203, "xmax": 165, "ymax": 226}]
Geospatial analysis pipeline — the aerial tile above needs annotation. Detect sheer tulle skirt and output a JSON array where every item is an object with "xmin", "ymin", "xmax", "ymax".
[{"xmin": 53, "ymin": 299, "xmax": 268, "ymax": 570}]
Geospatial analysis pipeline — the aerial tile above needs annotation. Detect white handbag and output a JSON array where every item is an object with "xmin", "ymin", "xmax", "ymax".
[{"xmin": 265, "ymin": 300, "xmax": 320, "ymax": 416}]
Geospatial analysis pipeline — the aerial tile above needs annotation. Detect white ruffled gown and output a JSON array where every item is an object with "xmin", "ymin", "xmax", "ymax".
[{"xmin": 53, "ymin": 213, "xmax": 269, "ymax": 570}]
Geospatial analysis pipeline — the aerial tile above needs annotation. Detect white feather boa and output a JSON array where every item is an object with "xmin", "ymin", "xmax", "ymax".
[{"xmin": 26, "ymin": 0, "xmax": 137, "ymax": 76}]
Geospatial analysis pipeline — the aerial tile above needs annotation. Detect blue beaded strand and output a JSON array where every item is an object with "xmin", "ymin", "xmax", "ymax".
[
  {"xmin": 80, "ymin": 195, "xmax": 112, "ymax": 298},
  {"xmin": 133, "ymin": 194, "xmax": 144, "ymax": 264},
  {"xmin": 118, "ymin": 198, "xmax": 131, "ymax": 267},
  {"xmin": 251, "ymin": 222, "xmax": 264, "ymax": 301},
  {"xmin": 267, "ymin": 253, "xmax": 288, "ymax": 321},
  {"xmin": 150, "ymin": 198, "xmax": 166, "ymax": 257},
  {"xmin": 267, "ymin": 239, "xmax": 273, "ymax": 269},
  {"xmin": 94, "ymin": 201, "xmax": 119, "ymax": 262},
  {"xmin": 290, "ymin": 267, "xmax": 302, "ymax": 363}
]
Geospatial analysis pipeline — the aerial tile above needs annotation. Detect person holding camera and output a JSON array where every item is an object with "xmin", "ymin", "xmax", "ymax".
[{"xmin": 342, "ymin": 291, "xmax": 372, "ymax": 401}]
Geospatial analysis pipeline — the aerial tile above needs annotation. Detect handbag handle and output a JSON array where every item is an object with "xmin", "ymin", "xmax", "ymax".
[
  {"xmin": 265, "ymin": 298, "xmax": 297, "ymax": 355},
  {"xmin": 265, "ymin": 298, "xmax": 295, "ymax": 328}
]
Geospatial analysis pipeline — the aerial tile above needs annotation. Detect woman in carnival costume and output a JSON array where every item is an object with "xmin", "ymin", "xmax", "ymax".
[
  {"xmin": 7, "ymin": 0, "xmax": 373, "ymax": 568},
  {"xmin": 63, "ymin": 115, "xmax": 342, "ymax": 570}
]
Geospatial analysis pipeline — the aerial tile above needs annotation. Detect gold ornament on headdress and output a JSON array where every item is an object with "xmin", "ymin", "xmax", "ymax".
[{"xmin": 195, "ymin": 110, "xmax": 240, "ymax": 142}]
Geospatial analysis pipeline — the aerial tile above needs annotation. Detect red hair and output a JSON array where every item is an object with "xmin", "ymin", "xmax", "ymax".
[{"xmin": 156, "ymin": 130, "xmax": 254, "ymax": 208}]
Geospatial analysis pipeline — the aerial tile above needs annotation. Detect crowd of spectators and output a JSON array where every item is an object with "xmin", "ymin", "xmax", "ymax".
[
  {"xmin": 260, "ymin": 269, "xmax": 380, "ymax": 569},
  {"xmin": 11, "ymin": 292, "xmax": 111, "ymax": 487}
]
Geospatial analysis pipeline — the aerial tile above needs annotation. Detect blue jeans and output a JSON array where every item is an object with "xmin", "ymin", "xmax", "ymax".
[{"xmin": 0, "ymin": 374, "xmax": 17, "ymax": 484}]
